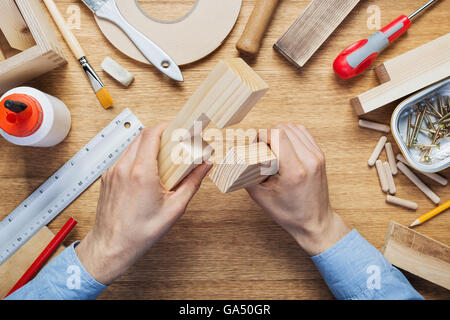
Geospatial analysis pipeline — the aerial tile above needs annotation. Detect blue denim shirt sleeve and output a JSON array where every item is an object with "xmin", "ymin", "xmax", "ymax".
[
  {"xmin": 5, "ymin": 242, "xmax": 107, "ymax": 300},
  {"xmin": 311, "ymin": 229, "xmax": 424, "ymax": 300}
]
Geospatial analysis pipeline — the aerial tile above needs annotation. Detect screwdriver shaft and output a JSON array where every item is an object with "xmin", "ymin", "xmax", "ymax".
[{"xmin": 408, "ymin": 0, "xmax": 439, "ymax": 20}]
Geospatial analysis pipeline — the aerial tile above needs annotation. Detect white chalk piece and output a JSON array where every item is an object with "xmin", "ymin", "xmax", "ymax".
[
  {"xmin": 0, "ymin": 87, "xmax": 71, "ymax": 147},
  {"xmin": 384, "ymin": 142, "xmax": 398, "ymax": 175},
  {"xmin": 375, "ymin": 160, "xmax": 389, "ymax": 193},
  {"xmin": 386, "ymin": 195, "xmax": 418, "ymax": 210},
  {"xmin": 359, "ymin": 119, "xmax": 390, "ymax": 133},
  {"xmin": 101, "ymin": 56, "xmax": 134, "ymax": 87},
  {"xmin": 397, "ymin": 161, "xmax": 440, "ymax": 204},
  {"xmin": 368, "ymin": 136, "xmax": 387, "ymax": 166},
  {"xmin": 383, "ymin": 161, "xmax": 396, "ymax": 195},
  {"xmin": 396, "ymin": 153, "xmax": 448, "ymax": 186}
]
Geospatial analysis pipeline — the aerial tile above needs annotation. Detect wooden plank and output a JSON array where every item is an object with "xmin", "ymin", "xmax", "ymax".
[
  {"xmin": 0, "ymin": 0, "xmax": 66, "ymax": 94},
  {"xmin": 351, "ymin": 33, "xmax": 450, "ymax": 115},
  {"xmin": 0, "ymin": 227, "xmax": 65, "ymax": 298},
  {"xmin": 381, "ymin": 221, "xmax": 450, "ymax": 290},
  {"xmin": 374, "ymin": 34, "xmax": 450, "ymax": 84},
  {"xmin": 274, "ymin": 0, "xmax": 360, "ymax": 68},
  {"xmin": 210, "ymin": 142, "xmax": 278, "ymax": 193},
  {"xmin": 0, "ymin": 0, "xmax": 35, "ymax": 51},
  {"xmin": 158, "ymin": 58, "xmax": 269, "ymax": 190}
]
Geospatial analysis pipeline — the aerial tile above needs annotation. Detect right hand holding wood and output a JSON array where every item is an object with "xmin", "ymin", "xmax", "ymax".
[{"xmin": 246, "ymin": 124, "xmax": 350, "ymax": 256}]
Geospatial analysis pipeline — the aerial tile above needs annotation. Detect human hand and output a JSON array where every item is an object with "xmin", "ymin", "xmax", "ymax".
[
  {"xmin": 246, "ymin": 124, "xmax": 350, "ymax": 256},
  {"xmin": 75, "ymin": 124, "xmax": 212, "ymax": 284}
]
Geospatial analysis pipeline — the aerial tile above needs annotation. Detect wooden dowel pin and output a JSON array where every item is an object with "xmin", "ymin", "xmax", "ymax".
[
  {"xmin": 358, "ymin": 119, "xmax": 390, "ymax": 133},
  {"xmin": 386, "ymin": 195, "xmax": 418, "ymax": 210},
  {"xmin": 397, "ymin": 161, "xmax": 440, "ymax": 204},
  {"xmin": 396, "ymin": 153, "xmax": 448, "ymax": 186},
  {"xmin": 384, "ymin": 142, "xmax": 397, "ymax": 175},
  {"xmin": 383, "ymin": 161, "xmax": 396, "ymax": 195},
  {"xmin": 368, "ymin": 136, "xmax": 387, "ymax": 166},
  {"xmin": 375, "ymin": 160, "xmax": 389, "ymax": 193}
]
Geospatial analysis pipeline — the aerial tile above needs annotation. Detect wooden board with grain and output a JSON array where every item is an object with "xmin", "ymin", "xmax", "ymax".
[
  {"xmin": 274, "ymin": 0, "xmax": 360, "ymax": 68},
  {"xmin": 210, "ymin": 142, "xmax": 278, "ymax": 193},
  {"xmin": 158, "ymin": 58, "xmax": 269, "ymax": 190},
  {"xmin": 0, "ymin": 0, "xmax": 449, "ymax": 300},
  {"xmin": 0, "ymin": 0, "xmax": 35, "ymax": 51},
  {"xmin": 0, "ymin": 227, "xmax": 65, "ymax": 298},
  {"xmin": 0, "ymin": 0, "xmax": 66, "ymax": 94},
  {"xmin": 382, "ymin": 221, "xmax": 450, "ymax": 290},
  {"xmin": 351, "ymin": 33, "xmax": 450, "ymax": 115}
]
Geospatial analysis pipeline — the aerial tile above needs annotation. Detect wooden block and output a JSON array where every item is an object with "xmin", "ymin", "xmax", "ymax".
[
  {"xmin": 381, "ymin": 221, "xmax": 450, "ymax": 290},
  {"xmin": 274, "ymin": 0, "xmax": 360, "ymax": 68},
  {"xmin": 210, "ymin": 142, "xmax": 278, "ymax": 193},
  {"xmin": 0, "ymin": 227, "xmax": 65, "ymax": 298},
  {"xmin": 158, "ymin": 58, "xmax": 269, "ymax": 190},
  {"xmin": 352, "ymin": 34, "xmax": 450, "ymax": 116},
  {"xmin": 0, "ymin": 0, "xmax": 35, "ymax": 51},
  {"xmin": 0, "ymin": 0, "xmax": 66, "ymax": 94}
]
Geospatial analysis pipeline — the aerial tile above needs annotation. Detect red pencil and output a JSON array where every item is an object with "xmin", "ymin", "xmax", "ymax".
[{"xmin": 5, "ymin": 217, "xmax": 77, "ymax": 297}]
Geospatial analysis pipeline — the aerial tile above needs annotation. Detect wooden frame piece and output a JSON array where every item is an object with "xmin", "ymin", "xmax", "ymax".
[
  {"xmin": 381, "ymin": 221, "xmax": 450, "ymax": 290},
  {"xmin": 210, "ymin": 142, "xmax": 278, "ymax": 193},
  {"xmin": 273, "ymin": 0, "xmax": 360, "ymax": 68},
  {"xmin": 0, "ymin": 0, "xmax": 66, "ymax": 94},
  {"xmin": 158, "ymin": 58, "xmax": 269, "ymax": 191},
  {"xmin": 351, "ymin": 33, "xmax": 450, "ymax": 116},
  {"xmin": 0, "ymin": 0, "xmax": 35, "ymax": 51}
]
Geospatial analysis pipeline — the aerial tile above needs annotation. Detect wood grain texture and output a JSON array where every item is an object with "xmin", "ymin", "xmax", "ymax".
[
  {"xmin": 0, "ymin": 0, "xmax": 449, "ymax": 300},
  {"xmin": 0, "ymin": 0, "xmax": 35, "ymax": 51},
  {"xmin": 0, "ymin": 227, "xmax": 65, "ymax": 298},
  {"xmin": 274, "ymin": 0, "xmax": 360, "ymax": 68},
  {"xmin": 209, "ymin": 142, "xmax": 278, "ymax": 193},
  {"xmin": 158, "ymin": 58, "xmax": 268, "ymax": 190},
  {"xmin": 352, "ymin": 33, "xmax": 450, "ymax": 115},
  {"xmin": 0, "ymin": 0, "xmax": 66, "ymax": 94},
  {"xmin": 382, "ymin": 221, "xmax": 450, "ymax": 290}
]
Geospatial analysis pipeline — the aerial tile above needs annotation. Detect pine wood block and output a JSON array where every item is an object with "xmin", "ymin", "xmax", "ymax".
[
  {"xmin": 210, "ymin": 142, "xmax": 278, "ymax": 193},
  {"xmin": 381, "ymin": 221, "xmax": 450, "ymax": 290},
  {"xmin": 0, "ymin": 227, "xmax": 65, "ymax": 298},
  {"xmin": 274, "ymin": 0, "xmax": 360, "ymax": 68},
  {"xmin": 0, "ymin": 0, "xmax": 66, "ymax": 94},
  {"xmin": 351, "ymin": 33, "xmax": 450, "ymax": 115},
  {"xmin": 0, "ymin": 0, "xmax": 35, "ymax": 51},
  {"xmin": 158, "ymin": 58, "xmax": 269, "ymax": 190}
]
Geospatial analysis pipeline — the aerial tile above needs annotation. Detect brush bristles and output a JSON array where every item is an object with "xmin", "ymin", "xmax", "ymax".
[{"xmin": 96, "ymin": 87, "xmax": 114, "ymax": 109}]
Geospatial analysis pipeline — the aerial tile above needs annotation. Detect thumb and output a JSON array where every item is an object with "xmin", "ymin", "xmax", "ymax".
[{"xmin": 173, "ymin": 162, "xmax": 213, "ymax": 204}]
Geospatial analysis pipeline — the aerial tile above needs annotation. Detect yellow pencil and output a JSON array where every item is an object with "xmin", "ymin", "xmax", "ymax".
[{"xmin": 410, "ymin": 200, "xmax": 450, "ymax": 227}]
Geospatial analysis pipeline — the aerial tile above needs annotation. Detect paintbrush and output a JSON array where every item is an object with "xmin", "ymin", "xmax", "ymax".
[{"xmin": 43, "ymin": 0, "xmax": 113, "ymax": 109}]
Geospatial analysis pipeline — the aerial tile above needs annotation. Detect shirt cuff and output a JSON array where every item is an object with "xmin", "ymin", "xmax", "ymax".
[{"xmin": 310, "ymin": 229, "xmax": 422, "ymax": 300}]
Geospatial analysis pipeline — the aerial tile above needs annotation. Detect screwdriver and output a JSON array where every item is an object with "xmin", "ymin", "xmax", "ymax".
[{"xmin": 333, "ymin": 0, "xmax": 440, "ymax": 80}]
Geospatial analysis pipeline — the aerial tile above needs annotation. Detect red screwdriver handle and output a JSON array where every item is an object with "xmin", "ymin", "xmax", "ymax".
[{"xmin": 333, "ymin": 15, "xmax": 411, "ymax": 79}]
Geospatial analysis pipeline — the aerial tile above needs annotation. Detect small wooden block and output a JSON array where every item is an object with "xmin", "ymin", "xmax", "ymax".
[
  {"xmin": 352, "ymin": 34, "xmax": 450, "ymax": 116},
  {"xmin": 274, "ymin": 0, "xmax": 360, "ymax": 68},
  {"xmin": 0, "ymin": 227, "xmax": 65, "ymax": 298},
  {"xmin": 158, "ymin": 58, "xmax": 269, "ymax": 190},
  {"xmin": 0, "ymin": 0, "xmax": 35, "ymax": 51},
  {"xmin": 210, "ymin": 142, "xmax": 278, "ymax": 193},
  {"xmin": 381, "ymin": 221, "xmax": 450, "ymax": 290}
]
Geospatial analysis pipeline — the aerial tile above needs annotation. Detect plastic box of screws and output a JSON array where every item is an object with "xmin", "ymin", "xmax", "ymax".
[{"xmin": 391, "ymin": 78, "xmax": 450, "ymax": 173}]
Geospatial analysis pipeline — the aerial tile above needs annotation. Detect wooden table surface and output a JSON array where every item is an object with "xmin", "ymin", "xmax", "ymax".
[{"xmin": 1, "ymin": 0, "xmax": 449, "ymax": 299}]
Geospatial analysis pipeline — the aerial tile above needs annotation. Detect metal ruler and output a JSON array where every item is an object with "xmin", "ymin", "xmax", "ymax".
[{"xmin": 0, "ymin": 108, "xmax": 144, "ymax": 265}]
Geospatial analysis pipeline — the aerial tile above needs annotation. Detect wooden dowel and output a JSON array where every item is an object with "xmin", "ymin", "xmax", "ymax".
[
  {"xmin": 236, "ymin": 0, "xmax": 280, "ymax": 56},
  {"xmin": 397, "ymin": 161, "xmax": 440, "ymax": 204},
  {"xmin": 368, "ymin": 136, "xmax": 387, "ymax": 167},
  {"xmin": 396, "ymin": 153, "xmax": 448, "ymax": 186},
  {"xmin": 384, "ymin": 142, "xmax": 397, "ymax": 175},
  {"xmin": 386, "ymin": 195, "xmax": 418, "ymax": 210},
  {"xmin": 383, "ymin": 161, "xmax": 396, "ymax": 195},
  {"xmin": 375, "ymin": 160, "xmax": 389, "ymax": 193},
  {"xmin": 358, "ymin": 119, "xmax": 390, "ymax": 133}
]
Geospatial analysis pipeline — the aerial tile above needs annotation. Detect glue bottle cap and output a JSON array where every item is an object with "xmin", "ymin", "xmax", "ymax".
[{"xmin": 0, "ymin": 93, "xmax": 43, "ymax": 137}]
